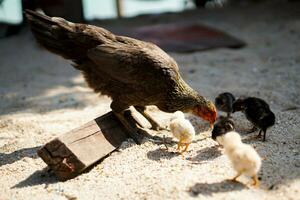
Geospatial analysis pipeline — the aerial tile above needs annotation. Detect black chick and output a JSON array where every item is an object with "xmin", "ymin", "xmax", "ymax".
[
  {"xmin": 232, "ymin": 97, "xmax": 275, "ymax": 141},
  {"xmin": 212, "ymin": 116, "xmax": 235, "ymax": 141},
  {"xmin": 215, "ymin": 92, "xmax": 236, "ymax": 118}
]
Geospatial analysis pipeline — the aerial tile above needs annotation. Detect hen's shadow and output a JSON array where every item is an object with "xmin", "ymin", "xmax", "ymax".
[{"xmin": 188, "ymin": 180, "xmax": 246, "ymax": 196}]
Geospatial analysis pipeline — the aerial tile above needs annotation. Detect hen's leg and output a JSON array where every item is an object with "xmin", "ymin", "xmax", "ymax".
[
  {"xmin": 135, "ymin": 106, "xmax": 167, "ymax": 131},
  {"xmin": 111, "ymin": 102, "xmax": 150, "ymax": 144}
]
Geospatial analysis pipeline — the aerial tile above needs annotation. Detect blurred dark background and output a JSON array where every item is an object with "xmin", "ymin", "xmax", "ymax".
[{"xmin": 1, "ymin": 0, "xmax": 297, "ymax": 38}]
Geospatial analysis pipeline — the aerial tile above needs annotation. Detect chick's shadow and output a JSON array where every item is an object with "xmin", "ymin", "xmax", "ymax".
[
  {"xmin": 188, "ymin": 180, "xmax": 246, "ymax": 196},
  {"xmin": 146, "ymin": 147, "xmax": 180, "ymax": 161},
  {"xmin": 146, "ymin": 134, "xmax": 189, "ymax": 161},
  {"xmin": 190, "ymin": 145, "xmax": 222, "ymax": 164}
]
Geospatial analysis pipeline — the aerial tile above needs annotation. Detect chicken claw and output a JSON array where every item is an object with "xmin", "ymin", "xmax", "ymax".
[
  {"xmin": 231, "ymin": 172, "xmax": 242, "ymax": 182},
  {"xmin": 135, "ymin": 106, "xmax": 168, "ymax": 131},
  {"xmin": 114, "ymin": 110, "xmax": 151, "ymax": 144},
  {"xmin": 251, "ymin": 175, "xmax": 260, "ymax": 187}
]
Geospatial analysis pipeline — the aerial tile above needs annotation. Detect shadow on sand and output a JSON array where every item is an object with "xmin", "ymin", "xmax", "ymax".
[
  {"xmin": 0, "ymin": 146, "xmax": 41, "ymax": 167},
  {"xmin": 188, "ymin": 180, "xmax": 246, "ymax": 196},
  {"xmin": 146, "ymin": 147, "xmax": 180, "ymax": 161},
  {"xmin": 190, "ymin": 145, "xmax": 222, "ymax": 164},
  {"xmin": 11, "ymin": 167, "xmax": 59, "ymax": 188}
]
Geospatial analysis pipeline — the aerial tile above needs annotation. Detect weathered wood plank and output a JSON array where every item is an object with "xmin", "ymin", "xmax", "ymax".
[{"xmin": 37, "ymin": 111, "xmax": 131, "ymax": 181}]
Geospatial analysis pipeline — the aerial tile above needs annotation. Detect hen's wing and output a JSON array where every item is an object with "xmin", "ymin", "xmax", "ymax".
[
  {"xmin": 87, "ymin": 39, "xmax": 180, "ymax": 86},
  {"xmin": 25, "ymin": 9, "xmax": 181, "ymax": 96}
]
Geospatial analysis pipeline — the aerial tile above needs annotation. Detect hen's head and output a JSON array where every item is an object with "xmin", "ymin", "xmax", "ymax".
[{"xmin": 192, "ymin": 99, "xmax": 217, "ymax": 128}]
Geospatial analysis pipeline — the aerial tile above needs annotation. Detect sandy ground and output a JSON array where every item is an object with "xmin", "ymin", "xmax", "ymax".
[{"xmin": 0, "ymin": 1, "xmax": 300, "ymax": 200}]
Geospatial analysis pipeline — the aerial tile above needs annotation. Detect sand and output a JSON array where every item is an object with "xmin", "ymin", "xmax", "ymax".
[{"xmin": 0, "ymin": 1, "xmax": 299, "ymax": 200}]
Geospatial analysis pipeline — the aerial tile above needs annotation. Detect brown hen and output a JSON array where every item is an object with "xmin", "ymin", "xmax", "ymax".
[{"xmin": 25, "ymin": 10, "xmax": 216, "ymax": 143}]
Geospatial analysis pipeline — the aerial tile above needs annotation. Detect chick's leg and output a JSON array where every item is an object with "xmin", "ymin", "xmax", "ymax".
[
  {"xmin": 135, "ymin": 106, "xmax": 167, "ymax": 131},
  {"xmin": 227, "ymin": 112, "xmax": 231, "ymax": 118},
  {"xmin": 257, "ymin": 129, "xmax": 262, "ymax": 138},
  {"xmin": 177, "ymin": 142, "xmax": 182, "ymax": 150},
  {"xmin": 246, "ymin": 126, "xmax": 258, "ymax": 134},
  {"xmin": 181, "ymin": 143, "xmax": 190, "ymax": 153},
  {"xmin": 231, "ymin": 172, "xmax": 242, "ymax": 182},
  {"xmin": 255, "ymin": 129, "xmax": 267, "ymax": 142},
  {"xmin": 262, "ymin": 128, "xmax": 267, "ymax": 142},
  {"xmin": 179, "ymin": 142, "xmax": 185, "ymax": 159},
  {"xmin": 251, "ymin": 175, "xmax": 260, "ymax": 187}
]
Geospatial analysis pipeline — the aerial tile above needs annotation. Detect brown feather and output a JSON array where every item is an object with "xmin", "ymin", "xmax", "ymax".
[{"xmin": 25, "ymin": 10, "xmax": 216, "ymax": 123}]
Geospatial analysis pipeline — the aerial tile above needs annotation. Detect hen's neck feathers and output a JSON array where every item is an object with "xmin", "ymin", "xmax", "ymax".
[{"xmin": 166, "ymin": 77, "xmax": 207, "ymax": 112}]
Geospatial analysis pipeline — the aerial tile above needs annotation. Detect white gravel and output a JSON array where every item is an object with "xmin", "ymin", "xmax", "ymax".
[{"xmin": 0, "ymin": 1, "xmax": 299, "ymax": 200}]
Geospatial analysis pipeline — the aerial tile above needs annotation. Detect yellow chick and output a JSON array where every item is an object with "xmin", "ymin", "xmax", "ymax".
[
  {"xmin": 216, "ymin": 131, "xmax": 261, "ymax": 186},
  {"xmin": 170, "ymin": 111, "xmax": 195, "ymax": 156}
]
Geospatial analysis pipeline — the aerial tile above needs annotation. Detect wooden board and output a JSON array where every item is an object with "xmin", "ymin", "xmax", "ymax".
[{"xmin": 37, "ymin": 111, "xmax": 130, "ymax": 181}]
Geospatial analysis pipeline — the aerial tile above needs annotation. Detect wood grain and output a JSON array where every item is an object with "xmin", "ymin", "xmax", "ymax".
[{"xmin": 37, "ymin": 112, "xmax": 130, "ymax": 181}]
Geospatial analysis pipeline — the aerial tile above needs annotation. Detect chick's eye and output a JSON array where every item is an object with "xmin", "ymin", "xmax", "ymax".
[
  {"xmin": 216, "ymin": 98, "xmax": 223, "ymax": 104},
  {"xmin": 225, "ymin": 124, "xmax": 233, "ymax": 130}
]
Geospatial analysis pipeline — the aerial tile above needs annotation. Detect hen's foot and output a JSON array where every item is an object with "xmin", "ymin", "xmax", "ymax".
[
  {"xmin": 134, "ymin": 106, "xmax": 168, "ymax": 131},
  {"xmin": 114, "ymin": 109, "xmax": 152, "ymax": 144}
]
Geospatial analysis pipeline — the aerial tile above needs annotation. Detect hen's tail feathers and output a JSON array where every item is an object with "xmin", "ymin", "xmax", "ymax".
[{"xmin": 25, "ymin": 10, "xmax": 101, "ymax": 61}]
